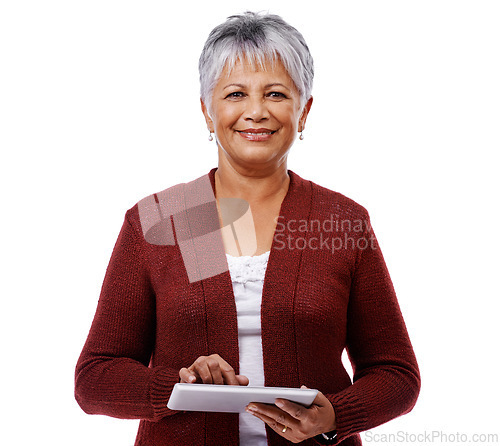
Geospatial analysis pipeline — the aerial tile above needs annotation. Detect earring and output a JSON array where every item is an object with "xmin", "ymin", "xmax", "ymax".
[
  {"xmin": 208, "ymin": 132, "xmax": 213, "ymax": 141},
  {"xmin": 299, "ymin": 131, "xmax": 304, "ymax": 140}
]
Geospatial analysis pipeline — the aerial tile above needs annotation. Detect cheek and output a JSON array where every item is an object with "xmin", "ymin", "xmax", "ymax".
[
  {"xmin": 274, "ymin": 105, "xmax": 301, "ymax": 129},
  {"xmin": 214, "ymin": 105, "xmax": 241, "ymax": 131}
]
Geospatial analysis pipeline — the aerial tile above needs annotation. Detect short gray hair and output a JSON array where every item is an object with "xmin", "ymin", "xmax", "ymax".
[{"xmin": 199, "ymin": 11, "xmax": 314, "ymax": 113}]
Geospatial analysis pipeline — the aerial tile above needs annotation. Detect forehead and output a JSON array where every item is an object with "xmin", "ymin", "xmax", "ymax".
[{"xmin": 218, "ymin": 57, "xmax": 296, "ymax": 88}]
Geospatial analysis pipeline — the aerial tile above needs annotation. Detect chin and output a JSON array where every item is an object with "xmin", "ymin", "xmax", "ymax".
[
  {"xmin": 219, "ymin": 142, "xmax": 282, "ymax": 165},
  {"xmin": 238, "ymin": 150, "xmax": 277, "ymax": 164}
]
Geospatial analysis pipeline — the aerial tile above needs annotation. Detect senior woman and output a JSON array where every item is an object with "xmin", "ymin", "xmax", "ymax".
[{"xmin": 75, "ymin": 11, "xmax": 420, "ymax": 446}]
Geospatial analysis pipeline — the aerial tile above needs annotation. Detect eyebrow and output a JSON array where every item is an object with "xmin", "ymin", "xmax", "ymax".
[{"xmin": 223, "ymin": 83, "xmax": 291, "ymax": 92}]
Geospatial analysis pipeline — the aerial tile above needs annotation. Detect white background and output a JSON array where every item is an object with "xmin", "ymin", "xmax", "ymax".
[{"xmin": 1, "ymin": 1, "xmax": 499, "ymax": 445}]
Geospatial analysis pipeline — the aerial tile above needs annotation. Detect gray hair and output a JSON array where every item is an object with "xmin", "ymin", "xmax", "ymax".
[{"xmin": 199, "ymin": 11, "xmax": 314, "ymax": 114}]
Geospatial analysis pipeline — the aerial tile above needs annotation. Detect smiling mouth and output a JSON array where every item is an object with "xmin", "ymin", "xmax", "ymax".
[{"xmin": 236, "ymin": 130, "xmax": 277, "ymax": 135}]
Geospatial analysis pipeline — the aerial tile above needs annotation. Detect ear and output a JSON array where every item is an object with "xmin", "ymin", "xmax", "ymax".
[
  {"xmin": 200, "ymin": 98, "xmax": 214, "ymax": 132},
  {"xmin": 298, "ymin": 96, "xmax": 313, "ymax": 132}
]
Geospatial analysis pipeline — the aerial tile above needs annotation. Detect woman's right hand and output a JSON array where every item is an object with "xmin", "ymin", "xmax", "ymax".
[{"xmin": 179, "ymin": 354, "xmax": 249, "ymax": 386}]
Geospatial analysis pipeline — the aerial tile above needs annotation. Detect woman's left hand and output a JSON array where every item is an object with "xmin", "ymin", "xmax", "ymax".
[{"xmin": 245, "ymin": 386, "xmax": 336, "ymax": 444}]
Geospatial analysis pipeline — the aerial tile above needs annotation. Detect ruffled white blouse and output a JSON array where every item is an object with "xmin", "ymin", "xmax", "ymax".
[{"xmin": 226, "ymin": 250, "xmax": 270, "ymax": 446}]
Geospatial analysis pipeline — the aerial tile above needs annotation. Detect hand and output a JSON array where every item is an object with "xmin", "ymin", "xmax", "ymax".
[
  {"xmin": 179, "ymin": 354, "xmax": 249, "ymax": 386},
  {"xmin": 245, "ymin": 386, "xmax": 336, "ymax": 444}
]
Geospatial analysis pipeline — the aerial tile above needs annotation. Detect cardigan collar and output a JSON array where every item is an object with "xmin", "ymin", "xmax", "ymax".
[{"xmin": 203, "ymin": 166, "xmax": 313, "ymax": 382}]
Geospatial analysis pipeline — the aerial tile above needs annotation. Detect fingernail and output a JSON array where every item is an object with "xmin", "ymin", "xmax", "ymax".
[
  {"xmin": 275, "ymin": 399, "xmax": 284, "ymax": 408},
  {"xmin": 246, "ymin": 404, "xmax": 257, "ymax": 412}
]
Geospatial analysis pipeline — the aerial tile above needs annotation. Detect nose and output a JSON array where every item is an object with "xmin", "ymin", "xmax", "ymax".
[{"xmin": 244, "ymin": 96, "xmax": 269, "ymax": 122}]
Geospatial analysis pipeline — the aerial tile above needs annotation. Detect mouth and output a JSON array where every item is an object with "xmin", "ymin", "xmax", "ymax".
[
  {"xmin": 236, "ymin": 129, "xmax": 277, "ymax": 135},
  {"xmin": 235, "ymin": 128, "xmax": 277, "ymax": 141}
]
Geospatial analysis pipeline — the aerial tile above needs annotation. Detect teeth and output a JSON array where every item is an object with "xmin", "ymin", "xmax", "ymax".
[{"xmin": 240, "ymin": 131, "xmax": 273, "ymax": 135}]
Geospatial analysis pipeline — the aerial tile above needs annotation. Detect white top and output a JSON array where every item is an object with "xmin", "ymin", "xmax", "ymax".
[{"xmin": 226, "ymin": 250, "xmax": 270, "ymax": 446}]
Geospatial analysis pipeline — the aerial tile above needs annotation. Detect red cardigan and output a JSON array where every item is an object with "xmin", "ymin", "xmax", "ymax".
[{"xmin": 75, "ymin": 168, "xmax": 420, "ymax": 445}]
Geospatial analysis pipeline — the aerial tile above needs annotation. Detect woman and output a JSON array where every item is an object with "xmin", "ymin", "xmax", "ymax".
[{"xmin": 75, "ymin": 11, "xmax": 420, "ymax": 445}]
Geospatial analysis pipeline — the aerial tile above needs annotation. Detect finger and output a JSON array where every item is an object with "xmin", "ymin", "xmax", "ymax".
[
  {"xmin": 274, "ymin": 398, "xmax": 307, "ymax": 422},
  {"xmin": 246, "ymin": 404, "xmax": 294, "ymax": 438},
  {"xmin": 215, "ymin": 356, "xmax": 240, "ymax": 385},
  {"xmin": 179, "ymin": 367, "xmax": 196, "ymax": 383},
  {"xmin": 298, "ymin": 384, "xmax": 329, "ymax": 408},
  {"xmin": 191, "ymin": 360, "xmax": 214, "ymax": 384},
  {"xmin": 206, "ymin": 356, "xmax": 224, "ymax": 385},
  {"xmin": 309, "ymin": 389, "xmax": 333, "ymax": 408},
  {"xmin": 236, "ymin": 374, "xmax": 249, "ymax": 386},
  {"xmin": 246, "ymin": 403, "xmax": 299, "ymax": 428}
]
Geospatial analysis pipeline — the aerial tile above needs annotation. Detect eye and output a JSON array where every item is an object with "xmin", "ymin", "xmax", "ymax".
[
  {"xmin": 268, "ymin": 91, "xmax": 287, "ymax": 99},
  {"xmin": 225, "ymin": 91, "xmax": 245, "ymax": 99}
]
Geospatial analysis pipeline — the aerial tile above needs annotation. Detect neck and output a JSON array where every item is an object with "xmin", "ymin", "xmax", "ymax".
[{"xmin": 215, "ymin": 156, "xmax": 290, "ymax": 205}]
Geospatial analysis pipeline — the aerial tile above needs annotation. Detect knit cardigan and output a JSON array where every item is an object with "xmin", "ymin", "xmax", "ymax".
[{"xmin": 75, "ymin": 168, "xmax": 420, "ymax": 445}]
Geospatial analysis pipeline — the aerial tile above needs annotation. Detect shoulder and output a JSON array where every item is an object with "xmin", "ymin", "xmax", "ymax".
[
  {"xmin": 124, "ymin": 170, "xmax": 215, "ymax": 240},
  {"xmin": 291, "ymin": 170, "xmax": 370, "ymax": 221}
]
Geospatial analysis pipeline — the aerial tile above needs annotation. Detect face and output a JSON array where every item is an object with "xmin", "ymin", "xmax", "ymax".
[{"xmin": 201, "ymin": 57, "xmax": 313, "ymax": 173}]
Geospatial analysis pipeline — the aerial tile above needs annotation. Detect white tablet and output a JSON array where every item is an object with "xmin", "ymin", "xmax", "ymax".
[{"xmin": 167, "ymin": 383, "xmax": 318, "ymax": 413}]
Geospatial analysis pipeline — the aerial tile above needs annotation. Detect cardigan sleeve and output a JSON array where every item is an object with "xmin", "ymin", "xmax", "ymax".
[
  {"xmin": 74, "ymin": 209, "xmax": 179, "ymax": 421},
  {"xmin": 324, "ymin": 216, "xmax": 420, "ymax": 443}
]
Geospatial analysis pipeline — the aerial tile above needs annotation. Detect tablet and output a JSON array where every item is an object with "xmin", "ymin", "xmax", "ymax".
[{"xmin": 167, "ymin": 383, "xmax": 318, "ymax": 413}]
